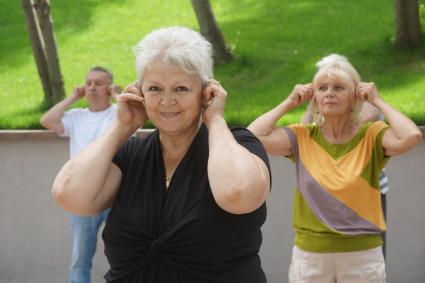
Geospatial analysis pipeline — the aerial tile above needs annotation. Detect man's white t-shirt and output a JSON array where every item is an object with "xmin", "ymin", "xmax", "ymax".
[{"xmin": 61, "ymin": 104, "xmax": 117, "ymax": 158}]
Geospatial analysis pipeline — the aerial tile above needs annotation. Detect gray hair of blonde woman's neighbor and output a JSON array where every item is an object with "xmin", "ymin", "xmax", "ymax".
[
  {"xmin": 311, "ymin": 54, "xmax": 363, "ymax": 125},
  {"xmin": 89, "ymin": 66, "xmax": 113, "ymax": 84},
  {"xmin": 133, "ymin": 26, "xmax": 213, "ymax": 83}
]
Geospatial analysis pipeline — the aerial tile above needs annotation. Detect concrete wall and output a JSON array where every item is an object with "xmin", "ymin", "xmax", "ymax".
[{"xmin": 0, "ymin": 130, "xmax": 424, "ymax": 283}]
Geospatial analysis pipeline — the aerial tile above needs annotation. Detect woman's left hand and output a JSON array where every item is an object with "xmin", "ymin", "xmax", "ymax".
[
  {"xmin": 357, "ymin": 82, "xmax": 381, "ymax": 104},
  {"xmin": 202, "ymin": 79, "xmax": 228, "ymax": 126}
]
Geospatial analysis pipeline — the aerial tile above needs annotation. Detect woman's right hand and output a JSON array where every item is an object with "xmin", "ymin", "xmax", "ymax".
[
  {"xmin": 115, "ymin": 82, "xmax": 148, "ymax": 132},
  {"xmin": 286, "ymin": 83, "xmax": 314, "ymax": 108}
]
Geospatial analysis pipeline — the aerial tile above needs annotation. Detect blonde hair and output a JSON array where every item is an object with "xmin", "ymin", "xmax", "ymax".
[
  {"xmin": 310, "ymin": 54, "xmax": 363, "ymax": 125},
  {"xmin": 133, "ymin": 26, "xmax": 213, "ymax": 84}
]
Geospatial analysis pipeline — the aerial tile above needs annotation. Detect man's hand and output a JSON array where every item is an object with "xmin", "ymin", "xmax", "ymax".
[
  {"xmin": 108, "ymin": 84, "xmax": 122, "ymax": 100},
  {"xmin": 72, "ymin": 86, "xmax": 85, "ymax": 100}
]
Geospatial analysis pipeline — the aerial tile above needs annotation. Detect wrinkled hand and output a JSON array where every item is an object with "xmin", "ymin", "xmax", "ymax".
[
  {"xmin": 108, "ymin": 84, "xmax": 122, "ymax": 100},
  {"xmin": 115, "ymin": 82, "xmax": 148, "ymax": 131},
  {"xmin": 357, "ymin": 82, "xmax": 381, "ymax": 104},
  {"xmin": 202, "ymin": 79, "xmax": 227, "ymax": 126},
  {"xmin": 286, "ymin": 83, "xmax": 314, "ymax": 107},
  {"xmin": 72, "ymin": 86, "xmax": 85, "ymax": 100}
]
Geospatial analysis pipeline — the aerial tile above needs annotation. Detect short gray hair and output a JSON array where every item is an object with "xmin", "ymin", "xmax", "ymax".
[
  {"xmin": 133, "ymin": 26, "xmax": 213, "ymax": 84},
  {"xmin": 89, "ymin": 66, "xmax": 113, "ymax": 84},
  {"xmin": 311, "ymin": 54, "xmax": 363, "ymax": 125}
]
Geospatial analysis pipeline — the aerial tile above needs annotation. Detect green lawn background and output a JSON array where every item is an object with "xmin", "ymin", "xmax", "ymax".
[{"xmin": 1, "ymin": 0, "xmax": 425, "ymax": 129}]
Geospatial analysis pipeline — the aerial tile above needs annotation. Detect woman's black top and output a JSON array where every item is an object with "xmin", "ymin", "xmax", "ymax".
[{"xmin": 103, "ymin": 124, "xmax": 270, "ymax": 283}]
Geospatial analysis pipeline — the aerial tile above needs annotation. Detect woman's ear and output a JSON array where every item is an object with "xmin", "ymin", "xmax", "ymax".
[
  {"xmin": 310, "ymin": 100, "xmax": 318, "ymax": 115},
  {"xmin": 353, "ymin": 82, "xmax": 359, "ymax": 99},
  {"xmin": 202, "ymin": 83, "xmax": 212, "ymax": 109},
  {"xmin": 311, "ymin": 93, "xmax": 318, "ymax": 108}
]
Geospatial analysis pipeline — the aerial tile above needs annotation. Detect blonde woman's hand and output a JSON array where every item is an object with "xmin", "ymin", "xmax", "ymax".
[
  {"xmin": 286, "ymin": 83, "xmax": 314, "ymax": 108},
  {"xmin": 115, "ymin": 82, "xmax": 148, "ymax": 132},
  {"xmin": 202, "ymin": 79, "xmax": 228, "ymax": 126},
  {"xmin": 357, "ymin": 82, "xmax": 381, "ymax": 104}
]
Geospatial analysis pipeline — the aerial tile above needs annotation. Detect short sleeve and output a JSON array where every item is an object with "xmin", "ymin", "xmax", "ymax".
[
  {"xmin": 112, "ymin": 137, "xmax": 138, "ymax": 174},
  {"xmin": 60, "ymin": 109, "xmax": 80, "ymax": 137},
  {"xmin": 373, "ymin": 121, "xmax": 390, "ymax": 168},
  {"xmin": 231, "ymin": 127, "xmax": 272, "ymax": 187},
  {"xmin": 283, "ymin": 123, "xmax": 310, "ymax": 162}
]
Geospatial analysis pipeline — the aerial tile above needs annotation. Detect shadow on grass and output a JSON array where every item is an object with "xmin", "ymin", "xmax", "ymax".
[
  {"xmin": 229, "ymin": 0, "xmax": 425, "ymax": 88},
  {"xmin": 0, "ymin": 120, "xmax": 41, "ymax": 130},
  {"xmin": 216, "ymin": 0, "xmax": 425, "ymax": 102},
  {"xmin": 0, "ymin": 102, "xmax": 156, "ymax": 130},
  {"xmin": 2, "ymin": 0, "xmax": 425, "ymax": 128},
  {"xmin": 0, "ymin": 0, "xmax": 127, "ymax": 71},
  {"xmin": 0, "ymin": 106, "xmax": 42, "ymax": 129},
  {"xmin": 352, "ymin": 40, "xmax": 425, "ymax": 89}
]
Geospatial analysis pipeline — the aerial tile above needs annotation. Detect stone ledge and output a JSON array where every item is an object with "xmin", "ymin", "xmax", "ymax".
[
  {"xmin": 0, "ymin": 129, "xmax": 155, "ymax": 140},
  {"xmin": 1, "ymin": 126, "xmax": 424, "ymax": 139}
]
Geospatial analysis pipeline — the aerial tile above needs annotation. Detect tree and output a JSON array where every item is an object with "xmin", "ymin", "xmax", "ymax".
[
  {"xmin": 22, "ymin": 0, "xmax": 52, "ymax": 103},
  {"xmin": 191, "ymin": 0, "xmax": 234, "ymax": 63},
  {"xmin": 395, "ymin": 0, "xmax": 422, "ymax": 48},
  {"xmin": 22, "ymin": 0, "xmax": 65, "ymax": 107}
]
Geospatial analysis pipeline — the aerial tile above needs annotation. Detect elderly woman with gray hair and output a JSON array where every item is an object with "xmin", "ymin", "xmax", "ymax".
[
  {"xmin": 51, "ymin": 26, "xmax": 270, "ymax": 282},
  {"xmin": 249, "ymin": 54, "xmax": 422, "ymax": 282}
]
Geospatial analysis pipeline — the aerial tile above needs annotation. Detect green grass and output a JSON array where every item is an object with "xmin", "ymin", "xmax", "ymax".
[{"xmin": 1, "ymin": 0, "xmax": 425, "ymax": 129}]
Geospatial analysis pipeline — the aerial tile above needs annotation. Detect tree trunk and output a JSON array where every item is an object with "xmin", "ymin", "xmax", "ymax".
[
  {"xmin": 22, "ymin": 0, "xmax": 53, "ymax": 105},
  {"xmin": 191, "ymin": 0, "xmax": 233, "ymax": 63},
  {"xmin": 395, "ymin": 0, "xmax": 422, "ymax": 48},
  {"xmin": 33, "ymin": 0, "xmax": 65, "ymax": 104}
]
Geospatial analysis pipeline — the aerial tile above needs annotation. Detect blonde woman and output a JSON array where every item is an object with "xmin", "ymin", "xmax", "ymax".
[{"xmin": 248, "ymin": 54, "xmax": 422, "ymax": 282}]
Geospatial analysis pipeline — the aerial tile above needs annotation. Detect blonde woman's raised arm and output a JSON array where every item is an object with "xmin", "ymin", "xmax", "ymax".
[
  {"xmin": 248, "ymin": 84, "xmax": 313, "ymax": 156},
  {"xmin": 357, "ymin": 82, "xmax": 422, "ymax": 156}
]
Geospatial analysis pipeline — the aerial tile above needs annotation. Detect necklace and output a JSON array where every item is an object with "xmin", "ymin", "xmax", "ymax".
[{"xmin": 165, "ymin": 176, "xmax": 171, "ymax": 188}]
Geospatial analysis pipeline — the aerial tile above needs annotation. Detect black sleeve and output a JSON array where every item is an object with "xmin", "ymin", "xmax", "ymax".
[
  {"xmin": 231, "ymin": 127, "xmax": 272, "ymax": 189},
  {"xmin": 112, "ymin": 137, "xmax": 138, "ymax": 174}
]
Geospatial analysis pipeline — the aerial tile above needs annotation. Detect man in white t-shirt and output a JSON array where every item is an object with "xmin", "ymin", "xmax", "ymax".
[{"xmin": 40, "ymin": 66, "xmax": 121, "ymax": 283}]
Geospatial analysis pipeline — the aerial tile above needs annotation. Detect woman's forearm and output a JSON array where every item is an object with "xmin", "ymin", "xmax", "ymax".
[
  {"xmin": 207, "ymin": 116, "xmax": 269, "ymax": 214},
  {"xmin": 373, "ymin": 97, "xmax": 422, "ymax": 151},
  {"xmin": 40, "ymin": 95, "xmax": 79, "ymax": 131},
  {"xmin": 52, "ymin": 122, "xmax": 134, "ymax": 213},
  {"xmin": 248, "ymin": 99, "xmax": 294, "ymax": 136}
]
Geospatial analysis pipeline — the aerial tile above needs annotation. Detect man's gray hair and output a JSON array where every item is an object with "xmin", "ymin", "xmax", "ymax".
[
  {"xmin": 133, "ymin": 26, "xmax": 213, "ymax": 84},
  {"xmin": 89, "ymin": 66, "xmax": 113, "ymax": 84}
]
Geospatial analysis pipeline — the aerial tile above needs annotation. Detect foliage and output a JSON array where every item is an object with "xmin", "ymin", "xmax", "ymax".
[{"xmin": 1, "ymin": 0, "xmax": 425, "ymax": 129}]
